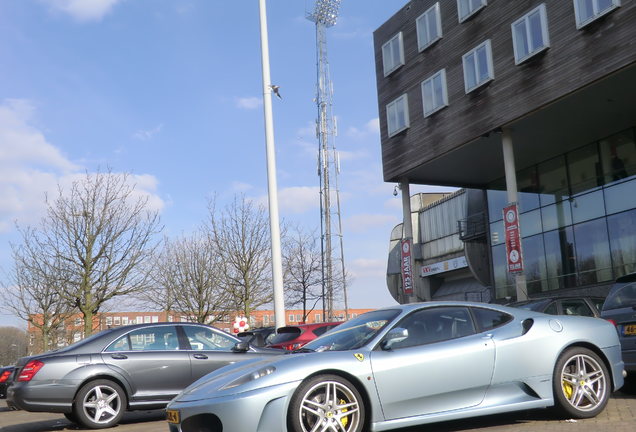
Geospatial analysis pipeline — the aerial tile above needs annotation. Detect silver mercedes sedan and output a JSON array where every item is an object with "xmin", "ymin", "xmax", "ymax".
[
  {"xmin": 5, "ymin": 321, "xmax": 280, "ymax": 429},
  {"xmin": 166, "ymin": 301, "xmax": 625, "ymax": 432}
]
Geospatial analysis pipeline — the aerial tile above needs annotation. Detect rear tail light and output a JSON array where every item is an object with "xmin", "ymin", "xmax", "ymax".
[
  {"xmin": 0, "ymin": 370, "xmax": 11, "ymax": 383},
  {"xmin": 606, "ymin": 319, "xmax": 617, "ymax": 326},
  {"xmin": 18, "ymin": 360, "xmax": 45, "ymax": 382}
]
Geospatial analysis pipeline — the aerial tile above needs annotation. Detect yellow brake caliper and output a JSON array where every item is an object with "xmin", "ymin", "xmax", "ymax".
[
  {"xmin": 563, "ymin": 379, "xmax": 573, "ymax": 399},
  {"xmin": 339, "ymin": 398, "xmax": 349, "ymax": 428}
]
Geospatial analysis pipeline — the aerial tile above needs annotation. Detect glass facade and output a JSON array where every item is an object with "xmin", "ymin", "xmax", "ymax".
[{"xmin": 488, "ymin": 127, "xmax": 636, "ymax": 299}]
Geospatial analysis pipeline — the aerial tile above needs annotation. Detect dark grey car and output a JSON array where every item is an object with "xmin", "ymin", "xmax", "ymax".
[
  {"xmin": 507, "ymin": 296, "xmax": 605, "ymax": 317},
  {"xmin": 5, "ymin": 322, "xmax": 281, "ymax": 429},
  {"xmin": 601, "ymin": 273, "xmax": 636, "ymax": 384}
]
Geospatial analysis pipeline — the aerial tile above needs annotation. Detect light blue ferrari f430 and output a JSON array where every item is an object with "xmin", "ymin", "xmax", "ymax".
[{"xmin": 166, "ymin": 301, "xmax": 624, "ymax": 432}]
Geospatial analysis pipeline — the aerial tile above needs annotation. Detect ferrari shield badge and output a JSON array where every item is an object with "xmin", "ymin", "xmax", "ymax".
[{"xmin": 354, "ymin": 353, "xmax": 364, "ymax": 362}]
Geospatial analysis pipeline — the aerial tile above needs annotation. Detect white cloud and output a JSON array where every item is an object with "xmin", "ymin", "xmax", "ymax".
[
  {"xmin": 133, "ymin": 124, "xmax": 163, "ymax": 141},
  {"xmin": 0, "ymin": 99, "xmax": 77, "ymax": 171},
  {"xmin": 0, "ymin": 99, "xmax": 164, "ymax": 232},
  {"xmin": 255, "ymin": 186, "xmax": 319, "ymax": 215},
  {"xmin": 348, "ymin": 258, "xmax": 387, "ymax": 279},
  {"xmin": 41, "ymin": 0, "xmax": 124, "ymax": 22},
  {"xmin": 346, "ymin": 118, "xmax": 380, "ymax": 139},
  {"xmin": 344, "ymin": 213, "xmax": 399, "ymax": 234},
  {"xmin": 231, "ymin": 181, "xmax": 253, "ymax": 193},
  {"xmin": 236, "ymin": 97, "xmax": 262, "ymax": 110},
  {"xmin": 278, "ymin": 186, "xmax": 320, "ymax": 214}
]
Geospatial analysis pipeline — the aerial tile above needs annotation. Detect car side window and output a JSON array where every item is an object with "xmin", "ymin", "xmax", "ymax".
[
  {"xmin": 105, "ymin": 326, "xmax": 180, "ymax": 351},
  {"xmin": 561, "ymin": 299, "xmax": 593, "ymax": 317},
  {"xmin": 391, "ymin": 307, "xmax": 475, "ymax": 349},
  {"xmin": 544, "ymin": 302, "xmax": 558, "ymax": 315},
  {"xmin": 471, "ymin": 307, "xmax": 513, "ymax": 332},
  {"xmin": 183, "ymin": 326, "xmax": 236, "ymax": 351},
  {"xmin": 105, "ymin": 335, "xmax": 130, "ymax": 352}
]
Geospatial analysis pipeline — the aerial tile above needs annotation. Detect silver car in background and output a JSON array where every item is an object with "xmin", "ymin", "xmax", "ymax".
[
  {"xmin": 166, "ymin": 301, "xmax": 624, "ymax": 432},
  {"xmin": 6, "ymin": 322, "xmax": 281, "ymax": 429}
]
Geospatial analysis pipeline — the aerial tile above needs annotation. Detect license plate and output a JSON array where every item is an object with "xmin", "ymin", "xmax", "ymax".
[
  {"xmin": 166, "ymin": 409, "xmax": 180, "ymax": 424},
  {"xmin": 623, "ymin": 324, "xmax": 636, "ymax": 336}
]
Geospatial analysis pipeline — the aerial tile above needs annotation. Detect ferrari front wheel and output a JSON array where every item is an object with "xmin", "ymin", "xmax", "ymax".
[
  {"xmin": 288, "ymin": 374, "xmax": 365, "ymax": 432},
  {"xmin": 553, "ymin": 347, "xmax": 610, "ymax": 418}
]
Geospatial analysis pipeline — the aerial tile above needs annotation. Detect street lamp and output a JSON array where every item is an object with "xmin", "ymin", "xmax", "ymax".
[
  {"xmin": 307, "ymin": 0, "xmax": 341, "ymax": 26},
  {"xmin": 257, "ymin": 0, "xmax": 286, "ymax": 330}
]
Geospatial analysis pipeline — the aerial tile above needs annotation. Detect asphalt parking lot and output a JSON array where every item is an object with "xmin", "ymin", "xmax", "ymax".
[{"xmin": 1, "ymin": 390, "xmax": 635, "ymax": 432}]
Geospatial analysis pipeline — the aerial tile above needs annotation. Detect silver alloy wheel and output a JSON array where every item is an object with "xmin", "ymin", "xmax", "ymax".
[
  {"xmin": 560, "ymin": 353, "xmax": 607, "ymax": 412},
  {"xmin": 81, "ymin": 383, "xmax": 122, "ymax": 425},
  {"xmin": 298, "ymin": 379, "xmax": 361, "ymax": 432}
]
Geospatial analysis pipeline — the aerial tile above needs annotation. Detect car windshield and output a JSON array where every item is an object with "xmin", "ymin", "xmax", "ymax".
[{"xmin": 302, "ymin": 309, "xmax": 400, "ymax": 352}]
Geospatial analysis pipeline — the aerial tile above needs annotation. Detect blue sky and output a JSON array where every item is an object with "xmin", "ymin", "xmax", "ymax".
[{"xmin": 0, "ymin": 0, "xmax": 455, "ymax": 328}]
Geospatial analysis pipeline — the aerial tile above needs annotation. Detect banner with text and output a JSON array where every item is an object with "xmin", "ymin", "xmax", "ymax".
[
  {"xmin": 401, "ymin": 239, "xmax": 413, "ymax": 295},
  {"xmin": 503, "ymin": 203, "xmax": 524, "ymax": 273}
]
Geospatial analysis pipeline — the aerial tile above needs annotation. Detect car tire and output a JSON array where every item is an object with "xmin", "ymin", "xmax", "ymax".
[
  {"xmin": 288, "ymin": 374, "xmax": 365, "ymax": 432},
  {"xmin": 63, "ymin": 412, "xmax": 78, "ymax": 424},
  {"xmin": 553, "ymin": 347, "xmax": 610, "ymax": 418},
  {"xmin": 73, "ymin": 379, "xmax": 127, "ymax": 429}
]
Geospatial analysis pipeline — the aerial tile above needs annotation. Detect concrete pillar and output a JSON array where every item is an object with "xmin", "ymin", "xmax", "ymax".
[
  {"xmin": 501, "ymin": 128, "xmax": 528, "ymax": 301},
  {"xmin": 400, "ymin": 179, "xmax": 418, "ymax": 303}
]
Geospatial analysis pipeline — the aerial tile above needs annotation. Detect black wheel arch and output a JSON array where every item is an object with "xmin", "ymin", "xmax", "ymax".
[{"xmin": 73, "ymin": 374, "xmax": 132, "ymax": 409}]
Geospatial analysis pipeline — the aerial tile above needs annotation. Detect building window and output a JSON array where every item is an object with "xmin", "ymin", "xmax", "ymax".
[
  {"xmin": 573, "ymin": 0, "xmax": 621, "ymax": 29},
  {"xmin": 457, "ymin": 0, "xmax": 487, "ymax": 23},
  {"xmin": 416, "ymin": 3, "xmax": 442, "ymax": 51},
  {"xmin": 421, "ymin": 69, "xmax": 448, "ymax": 117},
  {"xmin": 382, "ymin": 32, "xmax": 405, "ymax": 76},
  {"xmin": 512, "ymin": 4, "xmax": 550, "ymax": 64},
  {"xmin": 386, "ymin": 94, "xmax": 410, "ymax": 137},
  {"xmin": 288, "ymin": 314, "xmax": 295, "ymax": 322},
  {"xmin": 462, "ymin": 40, "xmax": 494, "ymax": 93}
]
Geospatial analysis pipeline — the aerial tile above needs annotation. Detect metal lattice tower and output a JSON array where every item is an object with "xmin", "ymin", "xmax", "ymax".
[{"xmin": 307, "ymin": 0, "xmax": 348, "ymax": 322}]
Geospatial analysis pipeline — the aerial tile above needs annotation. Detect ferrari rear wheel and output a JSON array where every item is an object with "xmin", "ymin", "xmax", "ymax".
[
  {"xmin": 553, "ymin": 347, "xmax": 610, "ymax": 418},
  {"xmin": 288, "ymin": 374, "xmax": 365, "ymax": 432}
]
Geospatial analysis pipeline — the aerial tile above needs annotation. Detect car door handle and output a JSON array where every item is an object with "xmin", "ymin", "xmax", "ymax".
[
  {"xmin": 110, "ymin": 354, "xmax": 128, "ymax": 360},
  {"xmin": 193, "ymin": 354, "xmax": 208, "ymax": 360}
]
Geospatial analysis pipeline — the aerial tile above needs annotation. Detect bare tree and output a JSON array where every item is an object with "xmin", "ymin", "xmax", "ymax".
[
  {"xmin": 2, "ymin": 238, "xmax": 74, "ymax": 353},
  {"xmin": 208, "ymin": 195, "xmax": 274, "ymax": 319},
  {"xmin": 145, "ymin": 230, "xmax": 229, "ymax": 324},
  {"xmin": 282, "ymin": 225, "xmax": 323, "ymax": 322},
  {"xmin": 0, "ymin": 327, "xmax": 28, "ymax": 366},
  {"xmin": 12, "ymin": 169, "xmax": 162, "ymax": 337}
]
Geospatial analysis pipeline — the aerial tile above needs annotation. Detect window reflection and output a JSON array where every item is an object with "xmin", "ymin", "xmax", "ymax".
[
  {"xmin": 543, "ymin": 228, "xmax": 577, "ymax": 290},
  {"xmin": 607, "ymin": 209, "xmax": 636, "ymax": 278},
  {"xmin": 599, "ymin": 128, "xmax": 635, "ymax": 185},
  {"xmin": 538, "ymin": 156, "xmax": 569, "ymax": 206},
  {"xmin": 568, "ymin": 142, "xmax": 601, "ymax": 195},
  {"xmin": 573, "ymin": 218, "xmax": 612, "ymax": 286},
  {"xmin": 521, "ymin": 234, "xmax": 547, "ymax": 295}
]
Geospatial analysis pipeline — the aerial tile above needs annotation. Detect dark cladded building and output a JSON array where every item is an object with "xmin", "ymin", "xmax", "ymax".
[{"xmin": 374, "ymin": 1, "xmax": 636, "ymax": 303}]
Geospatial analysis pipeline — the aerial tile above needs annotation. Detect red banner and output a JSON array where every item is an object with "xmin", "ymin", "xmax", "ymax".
[
  {"xmin": 503, "ymin": 204, "xmax": 523, "ymax": 273},
  {"xmin": 401, "ymin": 239, "xmax": 413, "ymax": 294}
]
